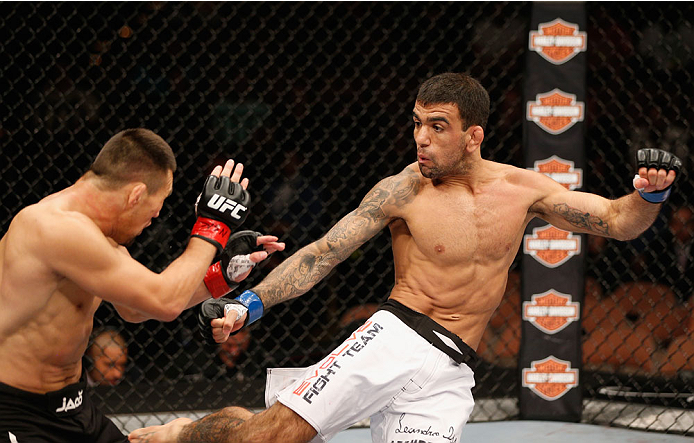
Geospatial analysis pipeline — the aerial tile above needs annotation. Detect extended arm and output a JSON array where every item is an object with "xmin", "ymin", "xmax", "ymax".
[
  {"xmin": 45, "ymin": 160, "xmax": 250, "ymax": 321},
  {"xmin": 252, "ymin": 170, "xmax": 418, "ymax": 308},
  {"xmin": 203, "ymin": 167, "xmax": 422, "ymax": 341},
  {"xmin": 531, "ymin": 187, "xmax": 658, "ymax": 240},
  {"xmin": 116, "ymin": 233, "xmax": 285, "ymax": 323},
  {"xmin": 530, "ymin": 149, "xmax": 680, "ymax": 240}
]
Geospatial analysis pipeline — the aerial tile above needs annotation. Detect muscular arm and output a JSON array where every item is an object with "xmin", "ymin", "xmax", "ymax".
[
  {"xmin": 113, "ymin": 281, "xmax": 212, "ymax": 323},
  {"xmin": 37, "ymin": 211, "xmax": 216, "ymax": 322},
  {"xmin": 529, "ymin": 172, "xmax": 661, "ymax": 241},
  {"xmin": 252, "ymin": 167, "xmax": 420, "ymax": 308}
]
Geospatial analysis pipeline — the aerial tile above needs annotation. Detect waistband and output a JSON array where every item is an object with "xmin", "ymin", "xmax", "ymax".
[
  {"xmin": 378, "ymin": 299, "xmax": 479, "ymax": 371},
  {"xmin": 0, "ymin": 375, "xmax": 87, "ymax": 416}
]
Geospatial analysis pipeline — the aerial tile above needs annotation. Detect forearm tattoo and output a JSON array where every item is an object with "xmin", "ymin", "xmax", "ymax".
[
  {"xmin": 178, "ymin": 410, "xmax": 246, "ymax": 443},
  {"xmin": 553, "ymin": 203, "xmax": 609, "ymax": 235},
  {"xmin": 254, "ymin": 169, "xmax": 420, "ymax": 308}
]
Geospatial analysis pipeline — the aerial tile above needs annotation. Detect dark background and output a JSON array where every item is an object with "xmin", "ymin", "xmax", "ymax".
[{"xmin": 1, "ymin": 1, "xmax": 692, "ymax": 435}]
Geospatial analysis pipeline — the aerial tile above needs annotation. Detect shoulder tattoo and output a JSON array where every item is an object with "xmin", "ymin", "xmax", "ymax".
[
  {"xmin": 553, "ymin": 202, "xmax": 609, "ymax": 235},
  {"xmin": 356, "ymin": 168, "xmax": 420, "ymax": 221}
]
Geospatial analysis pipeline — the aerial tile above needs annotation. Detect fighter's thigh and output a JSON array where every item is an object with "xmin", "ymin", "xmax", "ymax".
[
  {"xmin": 371, "ymin": 361, "xmax": 475, "ymax": 443},
  {"xmin": 248, "ymin": 402, "xmax": 318, "ymax": 443},
  {"xmin": 372, "ymin": 392, "xmax": 473, "ymax": 443}
]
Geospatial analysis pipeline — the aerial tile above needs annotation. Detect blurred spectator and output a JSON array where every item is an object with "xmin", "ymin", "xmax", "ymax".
[
  {"xmin": 85, "ymin": 328, "xmax": 128, "ymax": 387},
  {"xmin": 582, "ymin": 276, "xmax": 624, "ymax": 336},
  {"xmin": 202, "ymin": 328, "xmax": 257, "ymax": 382},
  {"xmin": 611, "ymin": 281, "xmax": 686, "ymax": 347},
  {"xmin": 218, "ymin": 329, "xmax": 252, "ymax": 375},
  {"xmin": 583, "ymin": 322, "xmax": 657, "ymax": 374},
  {"xmin": 582, "ymin": 276, "xmax": 642, "ymax": 372},
  {"xmin": 662, "ymin": 316, "xmax": 694, "ymax": 376}
]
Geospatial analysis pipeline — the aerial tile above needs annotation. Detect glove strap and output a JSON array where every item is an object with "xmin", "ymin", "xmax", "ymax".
[
  {"xmin": 204, "ymin": 262, "xmax": 237, "ymax": 299},
  {"xmin": 191, "ymin": 217, "xmax": 231, "ymax": 254},
  {"xmin": 633, "ymin": 174, "xmax": 672, "ymax": 204},
  {"xmin": 638, "ymin": 187, "xmax": 671, "ymax": 204},
  {"xmin": 235, "ymin": 290, "xmax": 264, "ymax": 326}
]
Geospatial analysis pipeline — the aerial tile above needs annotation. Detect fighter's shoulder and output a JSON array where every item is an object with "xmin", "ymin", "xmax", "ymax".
[
  {"xmin": 499, "ymin": 162, "xmax": 559, "ymax": 191},
  {"xmin": 367, "ymin": 163, "xmax": 422, "ymax": 205},
  {"xmin": 14, "ymin": 202, "xmax": 104, "ymax": 249}
]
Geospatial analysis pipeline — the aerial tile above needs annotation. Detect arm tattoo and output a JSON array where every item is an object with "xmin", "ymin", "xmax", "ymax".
[
  {"xmin": 178, "ymin": 410, "xmax": 246, "ymax": 443},
  {"xmin": 253, "ymin": 169, "xmax": 420, "ymax": 308},
  {"xmin": 553, "ymin": 203, "xmax": 609, "ymax": 235}
]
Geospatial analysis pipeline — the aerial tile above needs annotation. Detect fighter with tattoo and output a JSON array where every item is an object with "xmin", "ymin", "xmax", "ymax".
[{"xmin": 129, "ymin": 73, "xmax": 681, "ymax": 443}]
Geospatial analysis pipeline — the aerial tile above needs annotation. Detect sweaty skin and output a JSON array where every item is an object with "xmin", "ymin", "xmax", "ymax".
[
  {"xmin": 249, "ymin": 102, "xmax": 665, "ymax": 349},
  {"xmin": 128, "ymin": 101, "xmax": 673, "ymax": 443},
  {"xmin": 0, "ymin": 176, "xmax": 178, "ymax": 393},
  {"xmin": 0, "ymin": 160, "xmax": 281, "ymax": 395}
]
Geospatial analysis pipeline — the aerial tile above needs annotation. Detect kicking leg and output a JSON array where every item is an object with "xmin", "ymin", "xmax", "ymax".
[{"xmin": 129, "ymin": 403, "xmax": 316, "ymax": 443}]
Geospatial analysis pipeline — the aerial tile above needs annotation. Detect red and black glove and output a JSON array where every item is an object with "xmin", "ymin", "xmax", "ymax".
[
  {"xmin": 191, "ymin": 174, "xmax": 251, "ymax": 253},
  {"xmin": 204, "ymin": 230, "xmax": 266, "ymax": 299}
]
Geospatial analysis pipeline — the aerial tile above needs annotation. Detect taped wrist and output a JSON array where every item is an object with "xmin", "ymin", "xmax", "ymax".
[
  {"xmin": 234, "ymin": 290, "xmax": 264, "ymax": 327},
  {"xmin": 191, "ymin": 217, "xmax": 231, "ymax": 254}
]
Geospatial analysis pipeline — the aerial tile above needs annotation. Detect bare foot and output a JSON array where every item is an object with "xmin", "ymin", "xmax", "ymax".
[{"xmin": 128, "ymin": 417, "xmax": 193, "ymax": 442}]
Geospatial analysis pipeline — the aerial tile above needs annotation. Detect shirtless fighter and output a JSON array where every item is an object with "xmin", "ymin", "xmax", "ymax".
[
  {"xmin": 129, "ymin": 73, "xmax": 681, "ymax": 443},
  {"xmin": 0, "ymin": 128, "xmax": 283, "ymax": 442}
]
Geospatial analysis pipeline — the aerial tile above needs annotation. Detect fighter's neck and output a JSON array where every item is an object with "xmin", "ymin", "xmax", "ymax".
[
  {"xmin": 431, "ymin": 158, "xmax": 493, "ymax": 191},
  {"xmin": 60, "ymin": 178, "xmax": 128, "ymax": 235}
]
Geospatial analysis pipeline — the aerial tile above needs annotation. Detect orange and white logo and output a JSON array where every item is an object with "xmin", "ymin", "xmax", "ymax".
[
  {"xmin": 523, "ymin": 290, "xmax": 580, "ymax": 334},
  {"xmin": 523, "ymin": 225, "xmax": 581, "ymax": 268},
  {"xmin": 530, "ymin": 156, "xmax": 583, "ymax": 190},
  {"xmin": 527, "ymin": 89, "xmax": 585, "ymax": 135},
  {"xmin": 529, "ymin": 18, "xmax": 587, "ymax": 65},
  {"xmin": 522, "ymin": 356, "xmax": 579, "ymax": 401}
]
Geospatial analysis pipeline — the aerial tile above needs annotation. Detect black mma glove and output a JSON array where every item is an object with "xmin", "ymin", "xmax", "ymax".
[
  {"xmin": 197, "ymin": 291, "xmax": 265, "ymax": 345},
  {"xmin": 191, "ymin": 174, "xmax": 251, "ymax": 254},
  {"xmin": 634, "ymin": 148, "xmax": 683, "ymax": 203},
  {"xmin": 198, "ymin": 297, "xmax": 236, "ymax": 345},
  {"xmin": 203, "ymin": 230, "xmax": 265, "ymax": 299}
]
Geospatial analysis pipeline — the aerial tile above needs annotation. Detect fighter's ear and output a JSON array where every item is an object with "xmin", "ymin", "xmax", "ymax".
[
  {"xmin": 127, "ymin": 183, "xmax": 148, "ymax": 207},
  {"xmin": 466, "ymin": 125, "xmax": 484, "ymax": 153}
]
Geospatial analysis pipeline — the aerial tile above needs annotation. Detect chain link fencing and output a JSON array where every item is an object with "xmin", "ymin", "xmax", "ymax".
[{"xmin": 1, "ymin": 1, "xmax": 692, "ymax": 436}]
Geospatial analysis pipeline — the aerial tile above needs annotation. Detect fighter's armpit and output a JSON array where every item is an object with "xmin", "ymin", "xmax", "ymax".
[{"xmin": 552, "ymin": 202, "xmax": 610, "ymax": 235}]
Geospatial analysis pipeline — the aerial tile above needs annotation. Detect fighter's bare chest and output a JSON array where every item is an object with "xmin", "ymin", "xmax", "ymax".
[
  {"xmin": 54, "ymin": 278, "xmax": 103, "ymax": 319},
  {"xmin": 402, "ymin": 189, "xmax": 530, "ymax": 262}
]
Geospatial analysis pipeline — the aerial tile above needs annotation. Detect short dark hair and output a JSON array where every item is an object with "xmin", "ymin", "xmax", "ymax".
[
  {"xmin": 89, "ymin": 129, "xmax": 177, "ymax": 193},
  {"xmin": 416, "ymin": 73, "xmax": 490, "ymax": 131}
]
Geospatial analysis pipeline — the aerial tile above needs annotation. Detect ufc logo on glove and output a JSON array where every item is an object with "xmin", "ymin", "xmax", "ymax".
[{"xmin": 207, "ymin": 194, "xmax": 247, "ymax": 219}]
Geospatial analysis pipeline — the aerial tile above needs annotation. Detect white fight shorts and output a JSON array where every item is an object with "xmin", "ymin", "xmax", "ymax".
[{"xmin": 266, "ymin": 299, "xmax": 478, "ymax": 443}]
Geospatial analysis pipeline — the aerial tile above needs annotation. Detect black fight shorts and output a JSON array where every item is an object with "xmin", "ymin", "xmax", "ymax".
[{"xmin": 0, "ymin": 377, "xmax": 127, "ymax": 443}]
